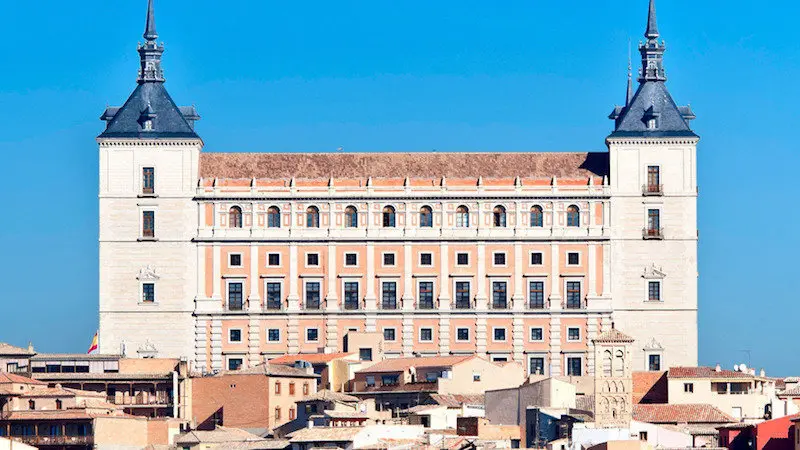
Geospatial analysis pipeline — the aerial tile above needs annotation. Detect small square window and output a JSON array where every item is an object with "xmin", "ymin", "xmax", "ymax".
[
  {"xmin": 229, "ymin": 254, "xmax": 242, "ymax": 267},
  {"xmin": 366, "ymin": 376, "xmax": 375, "ymax": 387},
  {"xmin": 142, "ymin": 283, "xmax": 155, "ymax": 303},
  {"xmin": 267, "ymin": 329, "xmax": 281, "ymax": 342},
  {"xmin": 228, "ymin": 358, "xmax": 243, "ymax": 371},
  {"xmin": 306, "ymin": 253, "xmax": 319, "ymax": 267},
  {"xmin": 566, "ymin": 357, "xmax": 582, "ymax": 376},
  {"xmin": 493, "ymin": 328, "xmax": 507, "ymax": 342},
  {"xmin": 530, "ymin": 327, "xmax": 543, "ymax": 342},
  {"xmin": 306, "ymin": 328, "xmax": 319, "ymax": 342},
  {"xmin": 420, "ymin": 253, "xmax": 433, "ymax": 266},
  {"xmin": 567, "ymin": 252, "xmax": 580, "ymax": 265},
  {"xmin": 229, "ymin": 329, "xmax": 242, "ymax": 342},
  {"xmin": 530, "ymin": 252, "xmax": 543, "ymax": 266},
  {"xmin": 493, "ymin": 253, "xmax": 506, "ymax": 266},
  {"xmin": 359, "ymin": 348, "xmax": 373, "ymax": 361},
  {"xmin": 457, "ymin": 328, "xmax": 470, "ymax": 342},
  {"xmin": 420, "ymin": 328, "xmax": 433, "ymax": 342},
  {"xmin": 383, "ymin": 328, "xmax": 396, "ymax": 341},
  {"xmin": 473, "ymin": 372, "xmax": 481, "ymax": 382},
  {"xmin": 268, "ymin": 253, "xmax": 281, "ymax": 267},
  {"xmin": 383, "ymin": 253, "xmax": 396, "ymax": 266},
  {"xmin": 567, "ymin": 327, "xmax": 580, "ymax": 342},
  {"xmin": 684, "ymin": 383, "xmax": 694, "ymax": 393},
  {"xmin": 345, "ymin": 253, "xmax": 358, "ymax": 267},
  {"xmin": 456, "ymin": 253, "xmax": 469, "ymax": 266}
]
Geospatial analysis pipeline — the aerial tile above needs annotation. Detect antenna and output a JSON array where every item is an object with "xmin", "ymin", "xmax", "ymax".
[{"xmin": 739, "ymin": 349, "xmax": 752, "ymax": 368}]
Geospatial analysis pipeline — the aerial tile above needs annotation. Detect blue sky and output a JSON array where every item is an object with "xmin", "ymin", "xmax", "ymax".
[{"xmin": 0, "ymin": 0, "xmax": 797, "ymax": 375}]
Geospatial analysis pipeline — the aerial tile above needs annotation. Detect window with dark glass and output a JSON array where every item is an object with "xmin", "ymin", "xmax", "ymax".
[
  {"xmin": 493, "ymin": 328, "xmax": 506, "ymax": 341},
  {"xmin": 567, "ymin": 205, "xmax": 580, "ymax": 227},
  {"xmin": 530, "ymin": 357, "xmax": 545, "ymax": 375},
  {"xmin": 457, "ymin": 253, "xmax": 469, "ymax": 266},
  {"xmin": 268, "ymin": 329, "xmax": 280, "ymax": 342},
  {"xmin": 383, "ymin": 253, "xmax": 395, "ymax": 266},
  {"xmin": 420, "ymin": 206, "xmax": 433, "ymax": 228},
  {"xmin": 142, "ymin": 167, "xmax": 155, "ymax": 194},
  {"xmin": 142, "ymin": 283, "xmax": 155, "ymax": 303},
  {"xmin": 359, "ymin": 348, "xmax": 373, "ymax": 361},
  {"xmin": 567, "ymin": 252, "xmax": 580, "ymax": 265},
  {"xmin": 457, "ymin": 328, "xmax": 469, "ymax": 341},
  {"xmin": 566, "ymin": 281, "xmax": 581, "ymax": 309},
  {"xmin": 648, "ymin": 354, "xmax": 661, "ymax": 371},
  {"xmin": 228, "ymin": 282, "xmax": 243, "ymax": 311},
  {"xmin": 529, "ymin": 281, "xmax": 544, "ymax": 309},
  {"xmin": 228, "ymin": 358, "xmax": 243, "ymax": 371},
  {"xmin": 493, "ymin": 205, "xmax": 507, "ymax": 227},
  {"xmin": 229, "ymin": 329, "xmax": 242, "ymax": 342},
  {"xmin": 418, "ymin": 282, "xmax": 434, "ymax": 309},
  {"xmin": 306, "ymin": 206, "xmax": 320, "ymax": 228},
  {"xmin": 344, "ymin": 282, "xmax": 359, "ymax": 310},
  {"xmin": 456, "ymin": 205, "xmax": 470, "ymax": 227},
  {"xmin": 567, "ymin": 357, "xmax": 582, "ymax": 376},
  {"xmin": 345, "ymin": 206, "xmax": 358, "ymax": 228},
  {"xmin": 420, "ymin": 253, "xmax": 433, "ymax": 266},
  {"xmin": 267, "ymin": 206, "xmax": 281, "ymax": 228},
  {"xmin": 382, "ymin": 206, "xmax": 396, "ymax": 227},
  {"xmin": 268, "ymin": 253, "xmax": 280, "ymax": 266},
  {"xmin": 306, "ymin": 253, "xmax": 319, "ymax": 266},
  {"xmin": 345, "ymin": 253, "xmax": 358, "ymax": 267},
  {"xmin": 381, "ymin": 375, "xmax": 399, "ymax": 386},
  {"xmin": 493, "ymin": 253, "xmax": 506, "ymax": 266},
  {"xmin": 647, "ymin": 209, "xmax": 660, "ymax": 234},
  {"xmin": 530, "ymin": 205, "xmax": 543, "ymax": 227},
  {"xmin": 55, "ymin": 399, "xmax": 62, "ymax": 410},
  {"xmin": 530, "ymin": 327, "xmax": 543, "ymax": 341},
  {"xmin": 305, "ymin": 282, "xmax": 321, "ymax": 310},
  {"xmin": 420, "ymin": 328, "xmax": 433, "ymax": 341},
  {"xmin": 492, "ymin": 281, "xmax": 508, "ymax": 309},
  {"xmin": 648, "ymin": 281, "xmax": 661, "ymax": 301},
  {"xmin": 366, "ymin": 376, "xmax": 375, "ymax": 387},
  {"xmin": 568, "ymin": 327, "xmax": 580, "ymax": 341},
  {"xmin": 306, "ymin": 328, "xmax": 319, "ymax": 342},
  {"xmin": 383, "ymin": 328, "xmax": 396, "ymax": 341},
  {"xmin": 266, "ymin": 283, "xmax": 282, "ymax": 310},
  {"xmin": 142, "ymin": 211, "xmax": 155, "ymax": 237},
  {"xmin": 229, "ymin": 206, "xmax": 242, "ymax": 228},
  {"xmin": 229, "ymin": 253, "xmax": 242, "ymax": 267},
  {"xmin": 455, "ymin": 282, "xmax": 471, "ymax": 309},
  {"xmin": 647, "ymin": 166, "xmax": 660, "ymax": 192},
  {"xmin": 531, "ymin": 252, "xmax": 543, "ymax": 265},
  {"xmin": 381, "ymin": 282, "xmax": 397, "ymax": 309}
]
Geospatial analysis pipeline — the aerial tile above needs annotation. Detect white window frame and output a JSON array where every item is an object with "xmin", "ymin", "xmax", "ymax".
[
  {"xmin": 526, "ymin": 277, "xmax": 547, "ymax": 308},
  {"xmin": 138, "ymin": 205, "xmax": 158, "ymax": 240},
  {"xmin": 418, "ymin": 252, "xmax": 434, "ymax": 267},
  {"xmin": 489, "ymin": 277, "xmax": 510, "ymax": 308},
  {"xmin": 491, "ymin": 327, "xmax": 508, "ymax": 342},
  {"xmin": 566, "ymin": 327, "xmax": 581, "ymax": 342},
  {"xmin": 226, "ymin": 356, "xmax": 245, "ymax": 371},
  {"xmin": 419, "ymin": 327, "xmax": 434, "ymax": 342},
  {"xmin": 566, "ymin": 251, "xmax": 581, "ymax": 267},
  {"xmin": 382, "ymin": 327, "xmax": 397, "ymax": 342},
  {"xmin": 529, "ymin": 327, "xmax": 544, "ymax": 342},
  {"xmin": 491, "ymin": 355, "xmax": 510, "ymax": 363},
  {"xmin": 225, "ymin": 278, "xmax": 246, "ymax": 309},
  {"xmin": 344, "ymin": 252, "xmax": 359, "ymax": 268},
  {"xmin": 227, "ymin": 328, "xmax": 243, "ymax": 343},
  {"xmin": 563, "ymin": 278, "xmax": 584, "ymax": 307},
  {"xmin": 381, "ymin": 252, "xmax": 397, "ymax": 268},
  {"xmin": 305, "ymin": 252, "xmax": 320, "ymax": 268},
  {"xmin": 646, "ymin": 279, "xmax": 663, "ymax": 303},
  {"xmin": 305, "ymin": 327, "xmax": 320, "ymax": 343},
  {"xmin": 266, "ymin": 252, "xmax": 282, "ymax": 267},
  {"xmin": 139, "ymin": 281, "xmax": 157, "ymax": 305},
  {"xmin": 645, "ymin": 351, "xmax": 664, "ymax": 371},
  {"xmin": 564, "ymin": 354, "xmax": 584, "ymax": 376},
  {"xmin": 266, "ymin": 328, "xmax": 282, "ymax": 343},
  {"xmin": 455, "ymin": 252, "xmax": 470, "ymax": 267},
  {"xmin": 228, "ymin": 252, "xmax": 243, "ymax": 268},
  {"xmin": 491, "ymin": 251, "xmax": 508, "ymax": 268},
  {"xmin": 455, "ymin": 327, "xmax": 471, "ymax": 342},
  {"xmin": 529, "ymin": 251, "xmax": 544, "ymax": 267},
  {"xmin": 528, "ymin": 354, "xmax": 548, "ymax": 376}
]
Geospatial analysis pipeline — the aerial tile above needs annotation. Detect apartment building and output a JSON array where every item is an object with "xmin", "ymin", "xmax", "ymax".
[{"xmin": 98, "ymin": 0, "xmax": 699, "ymax": 375}]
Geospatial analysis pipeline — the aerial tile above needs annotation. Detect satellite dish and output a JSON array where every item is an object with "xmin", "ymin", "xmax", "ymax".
[
  {"xmin": 734, "ymin": 364, "xmax": 739, "ymax": 371},
  {"xmin": 740, "ymin": 363, "xmax": 747, "ymax": 372}
]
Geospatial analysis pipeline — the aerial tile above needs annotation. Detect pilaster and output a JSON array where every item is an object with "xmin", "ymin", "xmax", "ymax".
[
  {"xmin": 325, "ymin": 243, "xmax": 338, "ymax": 310},
  {"xmin": 439, "ymin": 243, "xmax": 451, "ymax": 309},
  {"xmin": 248, "ymin": 245, "xmax": 260, "ymax": 310},
  {"xmin": 402, "ymin": 316, "xmax": 414, "ymax": 356},
  {"xmin": 512, "ymin": 316, "xmax": 524, "ymax": 362},
  {"xmin": 439, "ymin": 315, "xmax": 451, "ymax": 355},
  {"xmin": 476, "ymin": 316, "xmax": 487, "ymax": 357},
  {"xmin": 402, "ymin": 244, "xmax": 414, "ymax": 309},
  {"xmin": 287, "ymin": 244, "xmax": 300, "ymax": 310},
  {"xmin": 325, "ymin": 316, "xmax": 339, "ymax": 353},
  {"xmin": 194, "ymin": 317, "xmax": 208, "ymax": 374},
  {"xmin": 549, "ymin": 316, "xmax": 562, "ymax": 376},
  {"xmin": 248, "ymin": 317, "xmax": 260, "ymax": 367},
  {"xmin": 212, "ymin": 245, "xmax": 222, "ymax": 299},
  {"xmin": 287, "ymin": 316, "xmax": 300, "ymax": 354},
  {"xmin": 210, "ymin": 319, "xmax": 222, "ymax": 372},
  {"xmin": 476, "ymin": 243, "xmax": 488, "ymax": 308},
  {"xmin": 365, "ymin": 243, "xmax": 377, "ymax": 310}
]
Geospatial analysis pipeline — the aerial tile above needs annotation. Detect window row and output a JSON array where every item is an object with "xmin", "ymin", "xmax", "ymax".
[{"xmin": 378, "ymin": 325, "xmax": 583, "ymax": 344}]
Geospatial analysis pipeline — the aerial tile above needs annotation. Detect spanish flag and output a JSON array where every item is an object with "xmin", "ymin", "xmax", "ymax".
[{"xmin": 87, "ymin": 332, "xmax": 99, "ymax": 354}]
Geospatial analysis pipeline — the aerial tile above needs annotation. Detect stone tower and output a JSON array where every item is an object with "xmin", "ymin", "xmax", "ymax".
[{"xmin": 592, "ymin": 327, "xmax": 635, "ymax": 428}]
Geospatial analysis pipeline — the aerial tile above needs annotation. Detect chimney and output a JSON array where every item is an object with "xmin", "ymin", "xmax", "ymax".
[
  {"xmin": 760, "ymin": 369, "xmax": 766, "ymax": 377},
  {"xmin": 715, "ymin": 364, "xmax": 721, "ymax": 372},
  {"xmin": 27, "ymin": 342, "xmax": 35, "ymax": 353}
]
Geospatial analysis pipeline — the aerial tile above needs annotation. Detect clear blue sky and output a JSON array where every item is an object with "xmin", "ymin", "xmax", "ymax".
[{"xmin": 1, "ymin": 0, "xmax": 797, "ymax": 375}]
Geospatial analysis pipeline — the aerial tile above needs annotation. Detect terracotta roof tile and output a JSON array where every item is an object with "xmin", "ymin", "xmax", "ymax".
[
  {"xmin": 175, "ymin": 426, "xmax": 267, "ymax": 445},
  {"xmin": 632, "ymin": 404, "xmax": 735, "ymax": 424},
  {"xmin": 216, "ymin": 363, "xmax": 319, "ymax": 379},
  {"xmin": 593, "ymin": 328, "xmax": 635, "ymax": 343},
  {"xmin": 430, "ymin": 394, "xmax": 485, "ymax": 408},
  {"xmin": 288, "ymin": 426, "xmax": 362, "ymax": 443},
  {"xmin": 299, "ymin": 389, "xmax": 359, "ymax": 403},
  {"xmin": 0, "ymin": 372, "xmax": 46, "ymax": 385},
  {"xmin": 269, "ymin": 352, "xmax": 353, "ymax": 365},
  {"xmin": 632, "ymin": 371, "xmax": 668, "ymax": 404},
  {"xmin": 668, "ymin": 367, "xmax": 756, "ymax": 379},
  {"xmin": 355, "ymin": 355, "xmax": 476, "ymax": 374}
]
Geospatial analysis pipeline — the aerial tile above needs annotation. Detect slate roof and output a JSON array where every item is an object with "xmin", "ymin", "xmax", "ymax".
[
  {"xmin": 609, "ymin": 82, "xmax": 697, "ymax": 139},
  {"xmin": 632, "ymin": 404, "xmax": 735, "ymax": 424},
  {"xmin": 99, "ymin": 83, "xmax": 200, "ymax": 139}
]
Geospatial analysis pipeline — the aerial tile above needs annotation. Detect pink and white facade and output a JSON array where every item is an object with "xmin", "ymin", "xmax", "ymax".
[{"xmin": 98, "ymin": 0, "xmax": 699, "ymax": 376}]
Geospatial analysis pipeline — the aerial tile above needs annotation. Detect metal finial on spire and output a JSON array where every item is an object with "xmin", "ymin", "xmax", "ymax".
[
  {"xmin": 144, "ymin": 0, "xmax": 158, "ymax": 41},
  {"xmin": 625, "ymin": 40, "xmax": 633, "ymax": 106},
  {"xmin": 645, "ymin": 0, "xmax": 659, "ymax": 39}
]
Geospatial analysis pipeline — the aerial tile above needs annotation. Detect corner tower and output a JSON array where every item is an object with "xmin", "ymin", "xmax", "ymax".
[
  {"xmin": 607, "ymin": 0, "xmax": 699, "ymax": 370},
  {"xmin": 97, "ymin": 0, "xmax": 201, "ymax": 358}
]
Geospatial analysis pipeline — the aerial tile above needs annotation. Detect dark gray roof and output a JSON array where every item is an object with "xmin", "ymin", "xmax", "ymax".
[
  {"xmin": 98, "ymin": 82, "xmax": 200, "ymax": 139},
  {"xmin": 608, "ymin": 81, "xmax": 697, "ymax": 138}
]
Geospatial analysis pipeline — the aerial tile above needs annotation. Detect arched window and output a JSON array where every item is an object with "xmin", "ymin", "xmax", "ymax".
[
  {"xmin": 382, "ymin": 206, "xmax": 396, "ymax": 228},
  {"xmin": 229, "ymin": 206, "xmax": 243, "ymax": 228},
  {"xmin": 28, "ymin": 400, "xmax": 35, "ymax": 410},
  {"xmin": 493, "ymin": 205, "xmax": 507, "ymax": 227},
  {"xmin": 456, "ymin": 206, "xmax": 470, "ymax": 228},
  {"xmin": 614, "ymin": 350, "xmax": 625, "ymax": 377},
  {"xmin": 603, "ymin": 350, "xmax": 612, "ymax": 377},
  {"xmin": 267, "ymin": 206, "xmax": 281, "ymax": 228},
  {"xmin": 530, "ymin": 205, "xmax": 544, "ymax": 227},
  {"xmin": 419, "ymin": 206, "xmax": 433, "ymax": 228},
  {"xmin": 567, "ymin": 205, "xmax": 580, "ymax": 227},
  {"xmin": 55, "ymin": 399, "xmax": 62, "ymax": 410},
  {"xmin": 345, "ymin": 206, "xmax": 358, "ymax": 228},
  {"xmin": 306, "ymin": 206, "xmax": 320, "ymax": 228}
]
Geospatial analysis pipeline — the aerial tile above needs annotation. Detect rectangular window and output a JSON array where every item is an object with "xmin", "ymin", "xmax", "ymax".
[
  {"xmin": 567, "ymin": 252, "xmax": 580, "ymax": 265},
  {"xmin": 381, "ymin": 281, "xmax": 397, "ymax": 309},
  {"xmin": 306, "ymin": 253, "xmax": 319, "ymax": 267},
  {"xmin": 418, "ymin": 282, "xmax": 434, "ymax": 310},
  {"xmin": 345, "ymin": 253, "xmax": 358, "ymax": 267},
  {"xmin": 426, "ymin": 371, "xmax": 439, "ymax": 382},
  {"xmin": 639, "ymin": 431, "xmax": 648, "ymax": 441},
  {"xmin": 647, "ymin": 209, "xmax": 660, "ymax": 234},
  {"xmin": 529, "ymin": 357, "xmax": 545, "ymax": 375},
  {"xmin": 648, "ymin": 354, "xmax": 661, "ymax": 371},
  {"xmin": 275, "ymin": 406, "xmax": 281, "ymax": 419},
  {"xmin": 566, "ymin": 281, "xmax": 581, "ymax": 309},
  {"xmin": 492, "ymin": 281, "xmax": 508, "ymax": 309},
  {"xmin": 142, "ymin": 283, "xmax": 155, "ymax": 303},
  {"xmin": 267, "ymin": 253, "xmax": 280, "ymax": 266},
  {"xmin": 419, "ymin": 328, "xmax": 433, "ymax": 342},
  {"xmin": 228, "ymin": 282, "xmax": 243, "ymax": 311},
  {"xmin": 229, "ymin": 329, "xmax": 242, "ymax": 342},
  {"xmin": 383, "ymin": 328, "xmax": 396, "ymax": 341},
  {"xmin": 529, "ymin": 281, "xmax": 544, "ymax": 309},
  {"xmin": 228, "ymin": 358, "xmax": 243, "ymax": 371},
  {"xmin": 647, "ymin": 166, "xmax": 660, "ymax": 192},
  {"xmin": 684, "ymin": 383, "xmax": 694, "ymax": 393},
  {"xmin": 493, "ymin": 328, "xmax": 507, "ymax": 341},
  {"xmin": 383, "ymin": 253, "xmax": 395, "ymax": 266},
  {"xmin": 229, "ymin": 254, "xmax": 242, "ymax": 267},
  {"xmin": 493, "ymin": 252, "xmax": 506, "ymax": 266},
  {"xmin": 566, "ymin": 357, "xmax": 582, "ymax": 376},
  {"xmin": 420, "ymin": 253, "xmax": 433, "ymax": 266},
  {"xmin": 456, "ymin": 253, "xmax": 469, "ymax": 266},
  {"xmin": 289, "ymin": 408, "xmax": 296, "ymax": 420},
  {"xmin": 142, "ymin": 211, "xmax": 155, "ymax": 238},
  {"xmin": 344, "ymin": 282, "xmax": 360, "ymax": 310},
  {"xmin": 266, "ymin": 282, "xmax": 282, "ymax": 310},
  {"xmin": 306, "ymin": 328, "xmax": 319, "ymax": 342},
  {"xmin": 648, "ymin": 281, "xmax": 661, "ymax": 302},
  {"xmin": 473, "ymin": 372, "xmax": 481, "ymax": 382},
  {"xmin": 305, "ymin": 282, "xmax": 321, "ymax": 310},
  {"xmin": 492, "ymin": 356, "xmax": 509, "ymax": 363},
  {"xmin": 267, "ymin": 329, "xmax": 280, "ymax": 342},
  {"xmin": 289, "ymin": 383, "xmax": 295, "ymax": 396},
  {"xmin": 456, "ymin": 328, "xmax": 470, "ymax": 342},
  {"xmin": 359, "ymin": 348, "xmax": 373, "ymax": 361},
  {"xmin": 530, "ymin": 327, "xmax": 543, "ymax": 342},
  {"xmin": 366, "ymin": 376, "xmax": 375, "ymax": 387},
  {"xmin": 381, "ymin": 375, "xmax": 399, "ymax": 386},
  {"xmin": 455, "ymin": 282, "xmax": 471, "ymax": 309},
  {"xmin": 142, "ymin": 167, "xmax": 155, "ymax": 194},
  {"xmin": 530, "ymin": 252, "xmax": 543, "ymax": 265},
  {"xmin": 567, "ymin": 327, "xmax": 581, "ymax": 342}
]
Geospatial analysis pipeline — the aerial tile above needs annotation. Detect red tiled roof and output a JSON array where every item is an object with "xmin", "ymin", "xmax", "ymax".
[
  {"xmin": 0, "ymin": 372, "xmax": 46, "ymax": 385},
  {"xmin": 632, "ymin": 404, "xmax": 735, "ymax": 424},
  {"xmin": 668, "ymin": 367, "xmax": 755, "ymax": 379},
  {"xmin": 353, "ymin": 382, "xmax": 438, "ymax": 394},
  {"xmin": 430, "ymin": 394, "xmax": 485, "ymax": 408},
  {"xmin": 269, "ymin": 352, "xmax": 353, "ymax": 365},
  {"xmin": 356, "ymin": 355, "xmax": 476, "ymax": 374},
  {"xmin": 593, "ymin": 328, "xmax": 635, "ymax": 343},
  {"xmin": 632, "ymin": 371, "xmax": 668, "ymax": 404}
]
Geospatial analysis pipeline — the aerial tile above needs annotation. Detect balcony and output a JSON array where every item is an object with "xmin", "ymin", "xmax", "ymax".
[
  {"xmin": 642, "ymin": 228, "xmax": 664, "ymax": 240},
  {"xmin": 642, "ymin": 184, "xmax": 663, "ymax": 196},
  {"xmin": 528, "ymin": 299, "xmax": 549, "ymax": 310},
  {"xmin": 564, "ymin": 299, "xmax": 585, "ymax": 310}
]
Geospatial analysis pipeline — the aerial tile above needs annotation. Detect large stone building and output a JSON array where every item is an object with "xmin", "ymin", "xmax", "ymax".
[{"xmin": 98, "ymin": 0, "xmax": 699, "ymax": 376}]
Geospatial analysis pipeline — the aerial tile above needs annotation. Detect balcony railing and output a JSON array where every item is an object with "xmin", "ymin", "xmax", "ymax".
[
  {"xmin": 564, "ymin": 298, "xmax": 585, "ymax": 310},
  {"xmin": 528, "ymin": 299, "xmax": 549, "ymax": 310},
  {"xmin": 643, "ymin": 227, "xmax": 664, "ymax": 240},
  {"xmin": 642, "ymin": 184, "xmax": 663, "ymax": 196},
  {"xmin": 13, "ymin": 436, "xmax": 94, "ymax": 446}
]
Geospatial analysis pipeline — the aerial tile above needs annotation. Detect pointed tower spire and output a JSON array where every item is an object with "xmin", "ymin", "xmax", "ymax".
[
  {"xmin": 625, "ymin": 41, "xmax": 633, "ymax": 106},
  {"xmin": 638, "ymin": 0, "xmax": 666, "ymax": 82},
  {"xmin": 138, "ymin": 0, "xmax": 165, "ymax": 83},
  {"xmin": 645, "ymin": 0, "xmax": 659, "ymax": 39}
]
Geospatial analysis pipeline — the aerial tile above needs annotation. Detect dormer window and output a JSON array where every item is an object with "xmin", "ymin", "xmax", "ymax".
[
  {"xmin": 647, "ymin": 118, "xmax": 657, "ymax": 130},
  {"xmin": 143, "ymin": 120, "xmax": 153, "ymax": 131}
]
